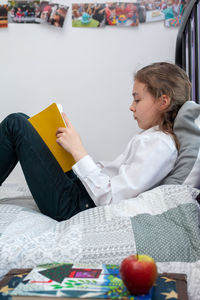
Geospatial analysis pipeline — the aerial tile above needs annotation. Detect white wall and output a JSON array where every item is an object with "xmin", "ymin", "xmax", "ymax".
[{"xmin": 0, "ymin": 10, "xmax": 178, "ymax": 185}]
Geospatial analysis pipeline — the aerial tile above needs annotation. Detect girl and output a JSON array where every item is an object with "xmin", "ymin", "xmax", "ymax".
[{"xmin": 0, "ymin": 62, "xmax": 191, "ymax": 221}]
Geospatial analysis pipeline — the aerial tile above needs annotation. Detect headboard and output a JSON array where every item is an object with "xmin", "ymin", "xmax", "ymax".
[{"xmin": 175, "ymin": 0, "xmax": 200, "ymax": 103}]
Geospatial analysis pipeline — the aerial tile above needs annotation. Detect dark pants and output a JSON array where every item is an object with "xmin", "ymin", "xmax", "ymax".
[{"xmin": 0, "ymin": 113, "xmax": 95, "ymax": 221}]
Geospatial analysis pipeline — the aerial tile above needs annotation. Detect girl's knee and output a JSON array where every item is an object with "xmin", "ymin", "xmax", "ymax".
[
  {"xmin": 3, "ymin": 113, "xmax": 29, "ymax": 127},
  {"xmin": 6, "ymin": 112, "xmax": 29, "ymax": 121},
  {"xmin": 17, "ymin": 112, "xmax": 30, "ymax": 119},
  {"xmin": 2, "ymin": 113, "xmax": 30, "ymax": 134}
]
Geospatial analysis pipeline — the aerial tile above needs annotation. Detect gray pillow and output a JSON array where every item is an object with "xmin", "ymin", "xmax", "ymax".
[{"xmin": 161, "ymin": 101, "xmax": 200, "ymax": 188}]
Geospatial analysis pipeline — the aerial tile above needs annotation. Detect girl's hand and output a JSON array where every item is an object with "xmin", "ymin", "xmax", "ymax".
[{"xmin": 56, "ymin": 112, "xmax": 88, "ymax": 162}]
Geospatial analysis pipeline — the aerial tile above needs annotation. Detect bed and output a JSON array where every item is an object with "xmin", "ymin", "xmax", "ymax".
[
  {"xmin": 1, "ymin": 183, "xmax": 200, "ymax": 300},
  {"xmin": 1, "ymin": 3, "xmax": 200, "ymax": 300}
]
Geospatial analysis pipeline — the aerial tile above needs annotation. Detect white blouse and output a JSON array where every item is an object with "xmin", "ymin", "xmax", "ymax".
[{"xmin": 72, "ymin": 126, "xmax": 178, "ymax": 206}]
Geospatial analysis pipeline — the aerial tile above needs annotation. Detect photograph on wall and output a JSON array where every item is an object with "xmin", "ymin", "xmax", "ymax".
[
  {"xmin": 35, "ymin": 1, "xmax": 69, "ymax": 27},
  {"xmin": 138, "ymin": 0, "xmax": 165, "ymax": 23},
  {"xmin": 164, "ymin": 0, "xmax": 190, "ymax": 27},
  {"xmin": 0, "ymin": 3, "xmax": 8, "ymax": 28},
  {"xmin": 105, "ymin": 2, "xmax": 141, "ymax": 26},
  {"xmin": 8, "ymin": 0, "xmax": 40, "ymax": 23},
  {"xmin": 72, "ymin": 3, "xmax": 106, "ymax": 27}
]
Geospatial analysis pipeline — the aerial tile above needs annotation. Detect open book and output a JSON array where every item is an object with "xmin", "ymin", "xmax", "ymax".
[{"xmin": 28, "ymin": 103, "xmax": 75, "ymax": 172}]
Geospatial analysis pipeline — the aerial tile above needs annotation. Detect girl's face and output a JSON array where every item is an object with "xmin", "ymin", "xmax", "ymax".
[{"xmin": 130, "ymin": 80, "xmax": 163, "ymax": 130}]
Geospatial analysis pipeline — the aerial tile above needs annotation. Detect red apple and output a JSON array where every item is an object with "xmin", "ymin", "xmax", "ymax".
[{"xmin": 120, "ymin": 254, "xmax": 157, "ymax": 295}]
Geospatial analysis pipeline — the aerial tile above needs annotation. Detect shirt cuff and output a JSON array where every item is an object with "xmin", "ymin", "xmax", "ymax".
[{"xmin": 72, "ymin": 155, "xmax": 98, "ymax": 178}]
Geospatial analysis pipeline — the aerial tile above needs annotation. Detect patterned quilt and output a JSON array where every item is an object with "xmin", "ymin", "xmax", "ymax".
[{"xmin": 0, "ymin": 183, "xmax": 200, "ymax": 300}]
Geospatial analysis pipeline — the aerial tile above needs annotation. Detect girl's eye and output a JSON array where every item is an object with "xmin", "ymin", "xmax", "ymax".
[{"xmin": 135, "ymin": 99, "xmax": 140, "ymax": 103}]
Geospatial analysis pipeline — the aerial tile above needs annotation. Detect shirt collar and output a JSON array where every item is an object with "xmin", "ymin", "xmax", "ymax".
[{"xmin": 140, "ymin": 125, "xmax": 159, "ymax": 134}]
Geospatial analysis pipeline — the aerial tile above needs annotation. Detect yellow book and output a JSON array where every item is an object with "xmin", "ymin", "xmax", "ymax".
[{"xmin": 28, "ymin": 103, "xmax": 75, "ymax": 172}]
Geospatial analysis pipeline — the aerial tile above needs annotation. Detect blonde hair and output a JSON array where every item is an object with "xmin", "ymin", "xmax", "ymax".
[{"xmin": 134, "ymin": 62, "xmax": 192, "ymax": 148}]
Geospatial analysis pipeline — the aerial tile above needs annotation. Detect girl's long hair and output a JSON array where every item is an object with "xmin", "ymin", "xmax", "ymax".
[{"xmin": 134, "ymin": 62, "xmax": 192, "ymax": 149}]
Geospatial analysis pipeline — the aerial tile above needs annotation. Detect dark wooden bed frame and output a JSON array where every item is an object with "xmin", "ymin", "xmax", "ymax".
[{"xmin": 175, "ymin": 0, "xmax": 200, "ymax": 103}]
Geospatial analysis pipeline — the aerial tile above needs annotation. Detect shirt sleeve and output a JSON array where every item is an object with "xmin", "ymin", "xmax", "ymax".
[{"xmin": 72, "ymin": 134, "xmax": 177, "ymax": 206}]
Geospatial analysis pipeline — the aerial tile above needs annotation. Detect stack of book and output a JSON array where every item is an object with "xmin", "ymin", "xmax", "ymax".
[{"xmin": 0, "ymin": 262, "xmax": 188, "ymax": 300}]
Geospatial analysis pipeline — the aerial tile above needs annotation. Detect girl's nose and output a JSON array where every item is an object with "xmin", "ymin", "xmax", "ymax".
[{"xmin": 129, "ymin": 103, "xmax": 136, "ymax": 112}]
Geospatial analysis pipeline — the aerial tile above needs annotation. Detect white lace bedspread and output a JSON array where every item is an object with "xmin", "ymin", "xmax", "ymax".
[{"xmin": 0, "ymin": 183, "xmax": 200, "ymax": 300}]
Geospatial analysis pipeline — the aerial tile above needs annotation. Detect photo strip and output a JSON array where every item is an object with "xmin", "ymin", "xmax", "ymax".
[
  {"xmin": 4, "ymin": 0, "xmax": 190, "ymax": 28},
  {"xmin": 71, "ymin": 1, "xmax": 190, "ymax": 28}
]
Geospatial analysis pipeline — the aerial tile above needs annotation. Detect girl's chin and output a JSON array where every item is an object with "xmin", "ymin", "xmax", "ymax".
[
  {"xmin": 137, "ymin": 123, "xmax": 148, "ymax": 130},
  {"xmin": 136, "ymin": 121, "xmax": 143, "ymax": 129}
]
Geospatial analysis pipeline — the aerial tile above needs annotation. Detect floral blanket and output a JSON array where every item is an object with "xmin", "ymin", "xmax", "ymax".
[{"xmin": 0, "ymin": 183, "xmax": 200, "ymax": 300}]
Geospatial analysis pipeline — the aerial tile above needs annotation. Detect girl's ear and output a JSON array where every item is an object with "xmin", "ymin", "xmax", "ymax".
[{"xmin": 159, "ymin": 95, "xmax": 171, "ymax": 111}]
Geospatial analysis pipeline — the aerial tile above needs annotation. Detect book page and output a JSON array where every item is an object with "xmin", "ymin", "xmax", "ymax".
[{"xmin": 56, "ymin": 103, "xmax": 66, "ymax": 127}]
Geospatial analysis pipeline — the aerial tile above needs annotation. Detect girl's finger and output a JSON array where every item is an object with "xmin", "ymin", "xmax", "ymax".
[
  {"xmin": 56, "ymin": 133, "xmax": 63, "ymax": 138},
  {"xmin": 56, "ymin": 127, "xmax": 66, "ymax": 133},
  {"xmin": 62, "ymin": 112, "xmax": 71, "ymax": 127}
]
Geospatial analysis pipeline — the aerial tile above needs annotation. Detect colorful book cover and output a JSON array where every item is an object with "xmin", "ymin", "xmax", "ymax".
[
  {"xmin": 9, "ymin": 263, "xmax": 152, "ymax": 299},
  {"xmin": 0, "ymin": 269, "xmax": 32, "ymax": 300},
  {"xmin": 28, "ymin": 103, "xmax": 75, "ymax": 173},
  {"xmin": 1, "ymin": 267, "xmax": 188, "ymax": 300},
  {"xmin": 152, "ymin": 273, "xmax": 188, "ymax": 300}
]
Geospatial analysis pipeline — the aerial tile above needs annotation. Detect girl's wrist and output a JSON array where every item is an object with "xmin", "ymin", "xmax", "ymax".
[{"xmin": 72, "ymin": 150, "xmax": 88, "ymax": 162}]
